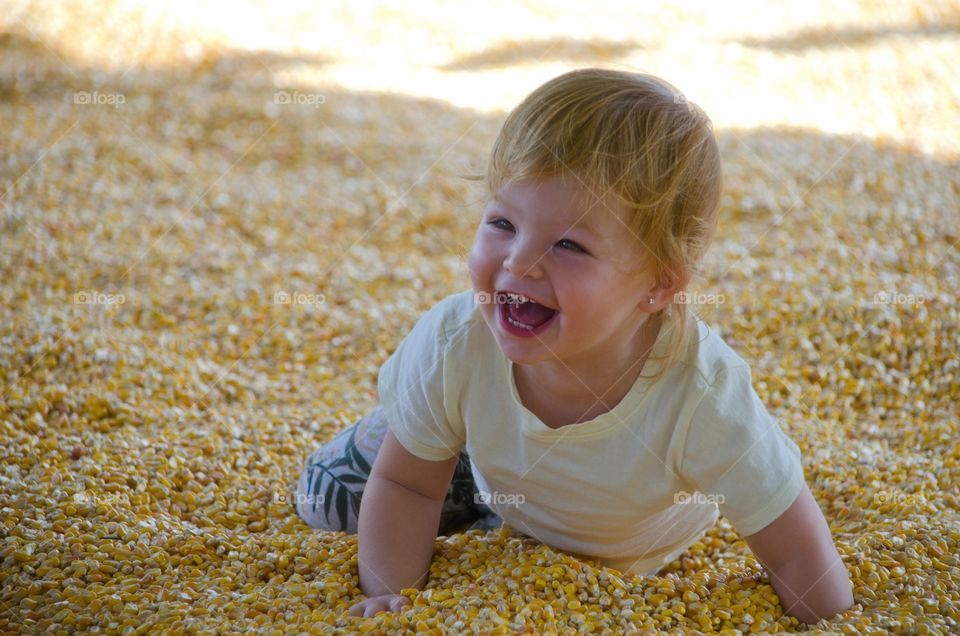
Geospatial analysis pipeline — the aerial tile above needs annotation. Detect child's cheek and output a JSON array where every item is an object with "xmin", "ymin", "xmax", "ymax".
[{"xmin": 466, "ymin": 240, "xmax": 492, "ymax": 290}]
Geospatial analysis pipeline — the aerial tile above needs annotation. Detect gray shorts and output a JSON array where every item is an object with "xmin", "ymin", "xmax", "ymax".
[{"xmin": 294, "ymin": 404, "xmax": 501, "ymax": 536}]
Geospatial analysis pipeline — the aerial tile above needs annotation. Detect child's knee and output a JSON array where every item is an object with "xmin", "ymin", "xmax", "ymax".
[
  {"xmin": 294, "ymin": 459, "xmax": 361, "ymax": 534},
  {"xmin": 295, "ymin": 463, "xmax": 330, "ymax": 529},
  {"xmin": 293, "ymin": 412, "xmax": 384, "ymax": 533}
]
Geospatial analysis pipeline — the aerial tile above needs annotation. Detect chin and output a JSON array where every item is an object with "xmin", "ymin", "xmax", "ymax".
[{"xmin": 495, "ymin": 338, "xmax": 553, "ymax": 364}]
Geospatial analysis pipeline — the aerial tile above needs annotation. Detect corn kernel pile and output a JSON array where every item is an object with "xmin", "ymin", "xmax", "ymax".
[{"xmin": 2, "ymin": 1, "xmax": 959, "ymax": 634}]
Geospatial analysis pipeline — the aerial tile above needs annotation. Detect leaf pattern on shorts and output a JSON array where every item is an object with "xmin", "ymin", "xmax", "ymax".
[
  {"xmin": 301, "ymin": 409, "xmax": 495, "ymax": 535},
  {"xmin": 304, "ymin": 422, "xmax": 372, "ymax": 532}
]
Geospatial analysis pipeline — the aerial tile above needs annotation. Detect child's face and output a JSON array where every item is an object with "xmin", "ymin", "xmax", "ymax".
[{"xmin": 468, "ymin": 175, "xmax": 666, "ymax": 370}]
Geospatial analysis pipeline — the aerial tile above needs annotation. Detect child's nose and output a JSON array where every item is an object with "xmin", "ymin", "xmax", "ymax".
[{"xmin": 504, "ymin": 240, "xmax": 545, "ymax": 278}]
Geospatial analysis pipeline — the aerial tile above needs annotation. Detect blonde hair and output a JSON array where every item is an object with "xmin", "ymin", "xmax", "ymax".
[{"xmin": 465, "ymin": 67, "xmax": 723, "ymax": 385}]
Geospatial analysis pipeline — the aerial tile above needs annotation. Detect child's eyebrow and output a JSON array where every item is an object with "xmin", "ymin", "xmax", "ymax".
[{"xmin": 569, "ymin": 220, "xmax": 602, "ymax": 239}]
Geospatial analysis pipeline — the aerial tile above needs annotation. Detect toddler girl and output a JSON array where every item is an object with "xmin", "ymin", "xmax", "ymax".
[{"xmin": 295, "ymin": 68, "xmax": 853, "ymax": 623}]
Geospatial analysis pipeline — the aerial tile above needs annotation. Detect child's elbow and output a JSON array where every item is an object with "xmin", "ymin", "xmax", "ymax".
[
  {"xmin": 773, "ymin": 551, "xmax": 855, "ymax": 625},
  {"xmin": 742, "ymin": 484, "xmax": 855, "ymax": 624}
]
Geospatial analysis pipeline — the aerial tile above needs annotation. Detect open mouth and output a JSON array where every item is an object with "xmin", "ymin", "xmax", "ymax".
[{"xmin": 495, "ymin": 292, "xmax": 558, "ymax": 332}]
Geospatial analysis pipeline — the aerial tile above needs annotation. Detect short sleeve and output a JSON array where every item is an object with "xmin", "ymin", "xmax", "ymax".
[
  {"xmin": 376, "ymin": 301, "xmax": 466, "ymax": 462},
  {"xmin": 679, "ymin": 365, "xmax": 805, "ymax": 536}
]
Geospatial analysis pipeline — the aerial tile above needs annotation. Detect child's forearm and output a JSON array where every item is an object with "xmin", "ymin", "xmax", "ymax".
[
  {"xmin": 356, "ymin": 474, "xmax": 444, "ymax": 597},
  {"xmin": 769, "ymin": 550, "xmax": 854, "ymax": 624}
]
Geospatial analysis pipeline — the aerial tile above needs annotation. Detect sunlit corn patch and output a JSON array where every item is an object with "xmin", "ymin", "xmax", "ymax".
[{"xmin": 2, "ymin": 1, "xmax": 959, "ymax": 634}]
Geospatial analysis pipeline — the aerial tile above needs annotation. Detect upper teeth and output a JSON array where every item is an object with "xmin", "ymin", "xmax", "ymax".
[{"xmin": 499, "ymin": 291, "xmax": 530, "ymax": 305}]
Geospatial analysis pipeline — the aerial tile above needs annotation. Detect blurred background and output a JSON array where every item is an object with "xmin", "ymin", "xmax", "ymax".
[
  {"xmin": 3, "ymin": 0, "xmax": 956, "ymax": 422},
  {"xmin": 5, "ymin": 0, "xmax": 959, "ymax": 146},
  {"xmin": 2, "ymin": 1, "xmax": 959, "ymax": 633}
]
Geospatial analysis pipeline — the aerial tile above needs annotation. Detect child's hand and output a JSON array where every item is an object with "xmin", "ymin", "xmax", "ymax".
[{"xmin": 347, "ymin": 593, "xmax": 412, "ymax": 618}]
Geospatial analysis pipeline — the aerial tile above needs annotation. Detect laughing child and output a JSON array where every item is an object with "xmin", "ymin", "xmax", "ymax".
[{"xmin": 295, "ymin": 67, "xmax": 854, "ymax": 624}]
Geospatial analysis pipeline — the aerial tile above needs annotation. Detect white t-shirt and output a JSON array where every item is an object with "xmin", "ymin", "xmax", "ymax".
[{"xmin": 377, "ymin": 289, "xmax": 805, "ymax": 576}]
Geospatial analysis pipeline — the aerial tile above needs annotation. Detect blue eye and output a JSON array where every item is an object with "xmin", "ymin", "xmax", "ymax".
[
  {"xmin": 486, "ymin": 219, "xmax": 590, "ymax": 255},
  {"xmin": 556, "ymin": 239, "xmax": 586, "ymax": 253}
]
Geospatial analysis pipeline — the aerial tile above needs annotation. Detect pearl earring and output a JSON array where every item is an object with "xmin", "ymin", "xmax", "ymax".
[{"xmin": 647, "ymin": 297, "xmax": 655, "ymax": 304}]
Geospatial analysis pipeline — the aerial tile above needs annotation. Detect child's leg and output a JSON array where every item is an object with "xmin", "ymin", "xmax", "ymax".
[{"xmin": 294, "ymin": 404, "xmax": 499, "ymax": 535}]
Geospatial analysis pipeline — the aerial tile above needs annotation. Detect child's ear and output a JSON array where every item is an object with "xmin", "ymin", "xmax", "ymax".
[{"xmin": 643, "ymin": 266, "xmax": 690, "ymax": 311}]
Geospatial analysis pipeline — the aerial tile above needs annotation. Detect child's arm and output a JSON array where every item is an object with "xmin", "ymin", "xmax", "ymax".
[
  {"xmin": 353, "ymin": 428, "xmax": 459, "ymax": 604},
  {"xmin": 742, "ymin": 482, "xmax": 854, "ymax": 624}
]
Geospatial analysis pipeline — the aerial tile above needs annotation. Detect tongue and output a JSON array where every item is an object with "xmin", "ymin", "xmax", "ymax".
[{"xmin": 508, "ymin": 300, "xmax": 556, "ymax": 327}]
